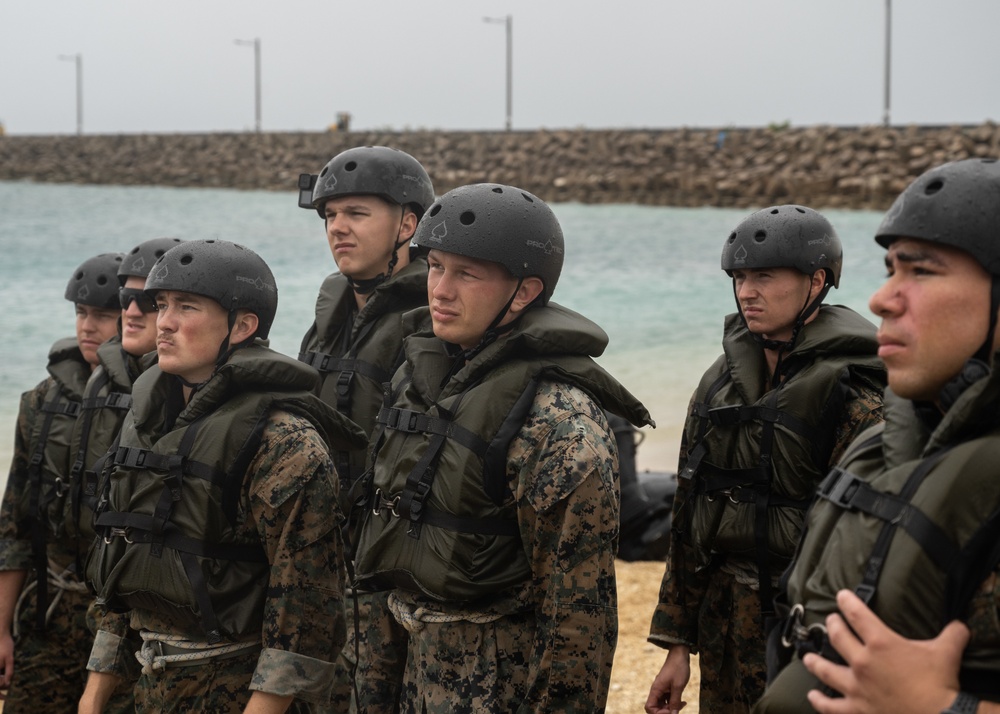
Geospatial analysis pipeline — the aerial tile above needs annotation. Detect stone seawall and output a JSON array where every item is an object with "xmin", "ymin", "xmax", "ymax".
[{"xmin": 2, "ymin": 124, "xmax": 999, "ymax": 209}]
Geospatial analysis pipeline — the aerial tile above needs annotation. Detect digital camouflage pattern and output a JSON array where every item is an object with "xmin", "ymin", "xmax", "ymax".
[
  {"xmin": 379, "ymin": 379, "xmax": 621, "ymax": 713},
  {"xmin": 691, "ymin": 568, "xmax": 769, "ymax": 713},
  {"xmin": 648, "ymin": 376, "xmax": 884, "ymax": 714},
  {"xmin": 89, "ymin": 409, "xmax": 348, "ymax": 710},
  {"xmin": 355, "ymin": 590, "xmax": 408, "ymax": 713},
  {"xmin": 0, "ymin": 377, "xmax": 95, "ymax": 712}
]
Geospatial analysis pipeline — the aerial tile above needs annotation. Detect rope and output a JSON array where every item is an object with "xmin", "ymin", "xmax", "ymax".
[
  {"xmin": 135, "ymin": 631, "xmax": 259, "ymax": 675},
  {"xmin": 12, "ymin": 561, "xmax": 88, "ymax": 638},
  {"xmin": 386, "ymin": 592, "xmax": 503, "ymax": 634}
]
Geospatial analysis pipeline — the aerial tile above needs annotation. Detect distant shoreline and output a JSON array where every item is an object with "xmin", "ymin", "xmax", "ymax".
[{"xmin": 2, "ymin": 123, "xmax": 998, "ymax": 210}]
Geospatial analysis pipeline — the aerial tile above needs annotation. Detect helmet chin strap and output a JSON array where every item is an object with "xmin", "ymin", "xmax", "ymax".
[
  {"xmin": 175, "ymin": 311, "xmax": 250, "ymax": 394},
  {"xmin": 348, "ymin": 208, "xmax": 408, "ymax": 296},
  {"xmin": 937, "ymin": 275, "xmax": 1000, "ymax": 412},
  {"xmin": 735, "ymin": 275, "xmax": 830, "ymax": 388},
  {"xmin": 440, "ymin": 279, "xmax": 524, "ymax": 387}
]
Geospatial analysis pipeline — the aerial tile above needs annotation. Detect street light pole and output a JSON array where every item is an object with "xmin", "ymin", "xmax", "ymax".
[
  {"xmin": 883, "ymin": 0, "xmax": 891, "ymax": 127},
  {"xmin": 483, "ymin": 15, "xmax": 512, "ymax": 131},
  {"xmin": 58, "ymin": 53, "xmax": 83, "ymax": 135},
  {"xmin": 234, "ymin": 38, "xmax": 261, "ymax": 132}
]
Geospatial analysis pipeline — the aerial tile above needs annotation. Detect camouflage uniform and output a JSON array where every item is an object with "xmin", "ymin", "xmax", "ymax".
[
  {"xmin": 380, "ymin": 379, "xmax": 623, "ymax": 713},
  {"xmin": 0, "ymin": 341, "xmax": 92, "ymax": 712},
  {"xmin": 648, "ymin": 309, "xmax": 885, "ymax": 714},
  {"xmin": 299, "ymin": 262, "xmax": 431, "ymax": 713},
  {"xmin": 89, "ymin": 409, "xmax": 350, "ymax": 712}
]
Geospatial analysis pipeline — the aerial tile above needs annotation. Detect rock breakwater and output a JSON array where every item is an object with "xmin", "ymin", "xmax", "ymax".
[{"xmin": 2, "ymin": 124, "xmax": 998, "ymax": 209}]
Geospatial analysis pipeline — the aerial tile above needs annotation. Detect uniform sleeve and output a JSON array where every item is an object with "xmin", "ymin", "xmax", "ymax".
[
  {"xmin": 0, "ymin": 383, "xmax": 46, "ymax": 571},
  {"xmin": 828, "ymin": 373, "xmax": 885, "ymax": 467},
  {"xmin": 507, "ymin": 380, "xmax": 619, "ymax": 714},
  {"xmin": 648, "ymin": 392, "xmax": 710, "ymax": 652},
  {"xmin": 88, "ymin": 608, "xmax": 136, "ymax": 677},
  {"xmin": 246, "ymin": 410, "xmax": 347, "ymax": 704}
]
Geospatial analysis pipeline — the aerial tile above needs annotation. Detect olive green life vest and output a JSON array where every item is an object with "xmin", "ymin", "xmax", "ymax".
[
  {"xmin": 19, "ymin": 338, "xmax": 90, "ymax": 629},
  {"xmin": 775, "ymin": 386, "xmax": 1000, "ymax": 701},
  {"xmin": 88, "ymin": 345, "xmax": 366, "ymax": 643},
  {"xmin": 675, "ymin": 306, "xmax": 884, "ymax": 617},
  {"xmin": 298, "ymin": 261, "xmax": 429, "ymax": 512},
  {"xmin": 353, "ymin": 303, "xmax": 652, "ymax": 603},
  {"xmin": 64, "ymin": 338, "xmax": 143, "ymax": 544}
]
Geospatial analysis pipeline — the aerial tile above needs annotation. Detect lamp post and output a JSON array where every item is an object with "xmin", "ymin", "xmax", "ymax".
[
  {"xmin": 883, "ymin": 0, "xmax": 891, "ymax": 127},
  {"xmin": 234, "ymin": 37, "xmax": 261, "ymax": 132},
  {"xmin": 58, "ymin": 53, "xmax": 83, "ymax": 135},
  {"xmin": 483, "ymin": 15, "xmax": 512, "ymax": 131}
]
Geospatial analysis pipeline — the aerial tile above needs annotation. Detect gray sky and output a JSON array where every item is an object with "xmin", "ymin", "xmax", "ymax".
[{"xmin": 2, "ymin": 0, "xmax": 998, "ymax": 135}]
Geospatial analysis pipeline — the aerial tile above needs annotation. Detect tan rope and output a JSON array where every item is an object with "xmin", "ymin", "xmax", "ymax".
[{"xmin": 136, "ymin": 631, "xmax": 259, "ymax": 675}]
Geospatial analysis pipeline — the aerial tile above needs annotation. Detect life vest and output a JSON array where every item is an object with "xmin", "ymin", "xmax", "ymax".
[
  {"xmin": 18, "ymin": 338, "xmax": 90, "ymax": 629},
  {"xmin": 64, "ymin": 338, "xmax": 143, "ymax": 544},
  {"xmin": 88, "ymin": 345, "xmax": 366, "ymax": 643},
  {"xmin": 770, "ymin": 385, "xmax": 1000, "ymax": 702},
  {"xmin": 298, "ymin": 261, "xmax": 429, "ymax": 510},
  {"xmin": 353, "ymin": 303, "xmax": 653, "ymax": 603},
  {"xmin": 674, "ymin": 306, "xmax": 884, "ymax": 617}
]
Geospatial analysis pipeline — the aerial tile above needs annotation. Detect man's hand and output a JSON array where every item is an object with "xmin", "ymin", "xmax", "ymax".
[
  {"xmin": 803, "ymin": 589, "xmax": 968, "ymax": 714},
  {"xmin": 645, "ymin": 644, "xmax": 690, "ymax": 714}
]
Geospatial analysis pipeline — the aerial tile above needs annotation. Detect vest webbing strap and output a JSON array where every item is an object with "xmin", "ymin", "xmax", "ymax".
[
  {"xmin": 112, "ymin": 447, "xmax": 224, "ymax": 487},
  {"xmin": 376, "ymin": 406, "xmax": 489, "ymax": 457},
  {"xmin": 28, "ymin": 399, "xmax": 62, "ymax": 631},
  {"xmin": 421, "ymin": 506, "xmax": 519, "ymax": 537},
  {"xmin": 755, "ymin": 388, "xmax": 780, "ymax": 621},
  {"xmin": 81, "ymin": 392, "xmax": 132, "ymax": 411},
  {"xmin": 817, "ymin": 466, "xmax": 959, "ymax": 573},
  {"xmin": 148, "ymin": 419, "xmax": 207, "ymax": 559},
  {"xmin": 94, "ymin": 512, "xmax": 267, "ymax": 562},
  {"xmin": 298, "ymin": 352, "xmax": 392, "ymax": 387},
  {"xmin": 833, "ymin": 448, "xmax": 951, "ymax": 605},
  {"xmin": 692, "ymin": 403, "xmax": 819, "ymax": 441}
]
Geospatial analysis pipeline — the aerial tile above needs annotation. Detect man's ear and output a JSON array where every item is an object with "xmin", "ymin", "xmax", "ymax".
[
  {"xmin": 398, "ymin": 207, "xmax": 419, "ymax": 242},
  {"xmin": 809, "ymin": 270, "xmax": 827, "ymax": 301},
  {"xmin": 231, "ymin": 310, "xmax": 260, "ymax": 343},
  {"xmin": 510, "ymin": 277, "xmax": 545, "ymax": 314}
]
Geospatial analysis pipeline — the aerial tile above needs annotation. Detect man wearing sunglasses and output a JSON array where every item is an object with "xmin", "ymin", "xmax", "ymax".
[{"xmin": 66, "ymin": 238, "xmax": 184, "ymax": 713}]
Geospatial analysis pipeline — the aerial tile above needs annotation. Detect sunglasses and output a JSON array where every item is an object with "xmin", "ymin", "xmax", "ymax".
[{"xmin": 119, "ymin": 287, "xmax": 158, "ymax": 314}]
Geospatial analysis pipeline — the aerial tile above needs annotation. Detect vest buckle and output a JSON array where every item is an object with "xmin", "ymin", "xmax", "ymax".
[{"xmin": 372, "ymin": 488, "xmax": 400, "ymax": 518}]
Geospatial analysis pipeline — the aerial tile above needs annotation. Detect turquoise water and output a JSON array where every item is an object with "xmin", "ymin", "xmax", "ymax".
[{"xmin": 0, "ymin": 181, "xmax": 889, "ymax": 481}]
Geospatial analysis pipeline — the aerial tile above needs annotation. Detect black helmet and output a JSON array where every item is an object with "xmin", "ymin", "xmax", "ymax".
[
  {"xmin": 301, "ymin": 146, "xmax": 435, "ymax": 219},
  {"xmin": 721, "ymin": 205, "xmax": 842, "ymax": 288},
  {"xmin": 118, "ymin": 237, "xmax": 184, "ymax": 284},
  {"xmin": 876, "ymin": 158, "xmax": 1000, "ymax": 275},
  {"xmin": 414, "ymin": 183, "xmax": 565, "ymax": 304},
  {"xmin": 65, "ymin": 253, "xmax": 124, "ymax": 309},
  {"xmin": 145, "ymin": 240, "xmax": 278, "ymax": 340}
]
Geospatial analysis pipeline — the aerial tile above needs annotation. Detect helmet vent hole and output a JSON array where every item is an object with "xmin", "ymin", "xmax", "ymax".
[
  {"xmin": 460, "ymin": 211, "xmax": 476, "ymax": 226},
  {"xmin": 984, "ymin": 158, "xmax": 997, "ymax": 164},
  {"xmin": 521, "ymin": 192, "xmax": 534, "ymax": 203},
  {"xmin": 795, "ymin": 207, "xmax": 805, "ymax": 213},
  {"xmin": 97, "ymin": 276, "xmax": 108, "ymax": 286},
  {"xmin": 180, "ymin": 255, "xmax": 194, "ymax": 266},
  {"xmin": 925, "ymin": 179, "xmax": 944, "ymax": 195},
  {"xmin": 319, "ymin": 167, "xmax": 328, "ymax": 177},
  {"xmin": 344, "ymin": 161, "xmax": 358, "ymax": 172},
  {"xmin": 727, "ymin": 231, "xmax": 737, "ymax": 243},
  {"xmin": 492, "ymin": 187, "xmax": 503, "ymax": 194},
  {"xmin": 754, "ymin": 230, "xmax": 767, "ymax": 243},
  {"xmin": 429, "ymin": 205, "xmax": 442, "ymax": 217},
  {"xmin": 770, "ymin": 208, "xmax": 779, "ymax": 214},
  {"xmin": 76, "ymin": 271, "xmax": 84, "ymax": 280}
]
